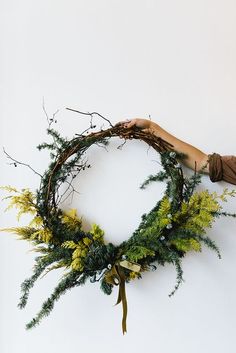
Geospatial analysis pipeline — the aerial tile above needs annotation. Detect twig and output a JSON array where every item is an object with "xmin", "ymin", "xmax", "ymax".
[
  {"xmin": 66, "ymin": 107, "xmax": 114, "ymax": 128},
  {"xmin": 3, "ymin": 148, "xmax": 42, "ymax": 178},
  {"xmin": 42, "ymin": 98, "xmax": 59, "ymax": 128},
  {"xmin": 94, "ymin": 142, "xmax": 109, "ymax": 152},
  {"xmin": 117, "ymin": 139, "xmax": 127, "ymax": 150},
  {"xmin": 42, "ymin": 97, "xmax": 50, "ymax": 125}
]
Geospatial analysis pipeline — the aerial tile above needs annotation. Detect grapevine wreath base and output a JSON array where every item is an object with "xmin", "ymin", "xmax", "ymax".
[{"xmin": 1, "ymin": 109, "xmax": 236, "ymax": 334}]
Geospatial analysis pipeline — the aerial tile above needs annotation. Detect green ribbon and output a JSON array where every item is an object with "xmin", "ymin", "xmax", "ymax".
[{"xmin": 105, "ymin": 264, "xmax": 128, "ymax": 334}]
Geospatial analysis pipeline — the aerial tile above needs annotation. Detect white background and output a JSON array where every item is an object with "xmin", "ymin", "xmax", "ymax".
[{"xmin": 1, "ymin": 1, "xmax": 236, "ymax": 352}]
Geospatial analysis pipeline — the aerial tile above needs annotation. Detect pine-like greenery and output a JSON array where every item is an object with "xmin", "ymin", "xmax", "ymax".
[{"xmin": 1, "ymin": 122, "xmax": 236, "ymax": 331}]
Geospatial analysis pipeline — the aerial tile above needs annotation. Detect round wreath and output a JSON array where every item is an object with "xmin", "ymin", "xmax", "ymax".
[{"xmin": 1, "ymin": 109, "xmax": 236, "ymax": 334}]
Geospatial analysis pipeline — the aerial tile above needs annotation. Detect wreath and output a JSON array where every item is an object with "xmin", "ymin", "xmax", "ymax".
[{"xmin": 1, "ymin": 108, "xmax": 236, "ymax": 334}]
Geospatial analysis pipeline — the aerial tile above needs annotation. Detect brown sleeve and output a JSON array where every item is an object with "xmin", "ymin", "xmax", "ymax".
[{"xmin": 208, "ymin": 153, "xmax": 236, "ymax": 185}]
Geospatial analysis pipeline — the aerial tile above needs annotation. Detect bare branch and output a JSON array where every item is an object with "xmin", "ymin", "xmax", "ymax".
[
  {"xmin": 42, "ymin": 97, "xmax": 50, "ymax": 125},
  {"xmin": 94, "ymin": 142, "xmax": 109, "ymax": 152},
  {"xmin": 42, "ymin": 98, "xmax": 59, "ymax": 128},
  {"xmin": 3, "ymin": 148, "xmax": 42, "ymax": 178},
  {"xmin": 117, "ymin": 139, "xmax": 127, "ymax": 150},
  {"xmin": 66, "ymin": 107, "xmax": 114, "ymax": 128}
]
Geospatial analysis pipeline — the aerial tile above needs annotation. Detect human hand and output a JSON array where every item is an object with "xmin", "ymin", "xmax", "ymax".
[{"xmin": 116, "ymin": 118, "xmax": 152, "ymax": 132}]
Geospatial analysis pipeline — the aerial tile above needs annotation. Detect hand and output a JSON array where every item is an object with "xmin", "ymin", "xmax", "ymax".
[{"xmin": 116, "ymin": 118, "xmax": 152, "ymax": 132}]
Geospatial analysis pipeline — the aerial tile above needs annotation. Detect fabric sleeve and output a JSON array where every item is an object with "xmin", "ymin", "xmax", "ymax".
[{"xmin": 208, "ymin": 153, "xmax": 236, "ymax": 185}]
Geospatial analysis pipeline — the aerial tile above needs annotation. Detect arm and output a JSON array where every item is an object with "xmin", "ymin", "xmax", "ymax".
[{"xmin": 120, "ymin": 118, "xmax": 209, "ymax": 173}]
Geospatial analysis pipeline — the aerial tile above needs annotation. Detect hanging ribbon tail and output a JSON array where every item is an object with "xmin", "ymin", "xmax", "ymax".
[
  {"xmin": 115, "ymin": 266, "xmax": 127, "ymax": 334},
  {"xmin": 105, "ymin": 264, "xmax": 128, "ymax": 334}
]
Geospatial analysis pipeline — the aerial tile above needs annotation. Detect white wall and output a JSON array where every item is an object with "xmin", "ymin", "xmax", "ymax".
[{"xmin": 1, "ymin": 1, "xmax": 236, "ymax": 352}]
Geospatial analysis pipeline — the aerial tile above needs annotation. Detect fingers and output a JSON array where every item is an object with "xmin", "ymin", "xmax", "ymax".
[
  {"xmin": 115, "ymin": 119, "xmax": 130, "ymax": 127},
  {"xmin": 116, "ymin": 119, "xmax": 138, "ymax": 129},
  {"xmin": 116, "ymin": 118, "xmax": 152, "ymax": 131},
  {"xmin": 124, "ymin": 119, "xmax": 138, "ymax": 128}
]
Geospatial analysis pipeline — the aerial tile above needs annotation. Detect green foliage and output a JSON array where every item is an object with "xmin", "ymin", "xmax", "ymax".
[
  {"xmin": 100, "ymin": 278, "xmax": 113, "ymax": 295},
  {"xmin": 25, "ymin": 271, "xmax": 87, "ymax": 329},
  {"xmin": 2, "ymin": 226, "xmax": 53, "ymax": 244},
  {"xmin": 90, "ymin": 223, "xmax": 105, "ymax": 242},
  {"xmin": 170, "ymin": 238, "xmax": 201, "ymax": 252},
  {"xmin": 140, "ymin": 171, "xmax": 168, "ymax": 189},
  {"xmin": 125, "ymin": 246, "xmax": 155, "ymax": 262},
  {"xmin": 60, "ymin": 209, "xmax": 82, "ymax": 231},
  {"xmin": 196, "ymin": 235, "xmax": 221, "ymax": 259},
  {"xmin": 1, "ymin": 187, "xmax": 37, "ymax": 220},
  {"xmin": 168, "ymin": 255, "xmax": 184, "ymax": 297},
  {"xmin": 173, "ymin": 190, "xmax": 221, "ymax": 234}
]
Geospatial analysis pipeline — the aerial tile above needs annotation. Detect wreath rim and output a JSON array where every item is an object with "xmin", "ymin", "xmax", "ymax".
[{"xmin": 2, "ymin": 112, "xmax": 235, "ymax": 334}]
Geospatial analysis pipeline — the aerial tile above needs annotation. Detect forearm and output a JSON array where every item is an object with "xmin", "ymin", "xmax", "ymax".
[{"xmin": 149, "ymin": 122, "xmax": 209, "ymax": 173}]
